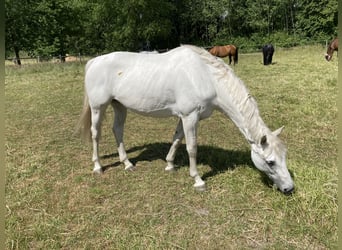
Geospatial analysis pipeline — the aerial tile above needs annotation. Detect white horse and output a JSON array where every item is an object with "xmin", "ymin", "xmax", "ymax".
[{"xmin": 76, "ymin": 45, "xmax": 294, "ymax": 194}]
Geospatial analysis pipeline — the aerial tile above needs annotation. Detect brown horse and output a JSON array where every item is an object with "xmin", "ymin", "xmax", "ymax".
[
  {"xmin": 325, "ymin": 38, "xmax": 338, "ymax": 61},
  {"xmin": 209, "ymin": 45, "xmax": 238, "ymax": 65}
]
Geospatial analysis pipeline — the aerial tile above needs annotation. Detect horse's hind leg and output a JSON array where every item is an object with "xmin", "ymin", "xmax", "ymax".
[
  {"xmin": 228, "ymin": 55, "xmax": 232, "ymax": 65},
  {"xmin": 165, "ymin": 119, "xmax": 184, "ymax": 171},
  {"xmin": 111, "ymin": 101, "xmax": 134, "ymax": 170},
  {"xmin": 91, "ymin": 106, "xmax": 106, "ymax": 173}
]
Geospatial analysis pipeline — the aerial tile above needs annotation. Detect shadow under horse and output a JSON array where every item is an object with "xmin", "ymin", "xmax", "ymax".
[
  {"xmin": 262, "ymin": 44, "xmax": 274, "ymax": 65},
  {"xmin": 101, "ymin": 142, "xmax": 291, "ymax": 190},
  {"xmin": 325, "ymin": 37, "xmax": 338, "ymax": 61},
  {"xmin": 101, "ymin": 142, "xmax": 255, "ymax": 182},
  {"xmin": 208, "ymin": 45, "xmax": 238, "ymax": 65}
]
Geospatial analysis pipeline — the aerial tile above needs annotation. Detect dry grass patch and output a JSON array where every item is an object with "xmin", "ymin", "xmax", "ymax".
[{"xmin": 5, "ymin": 46, "xmax": 337, "ymax": 249}]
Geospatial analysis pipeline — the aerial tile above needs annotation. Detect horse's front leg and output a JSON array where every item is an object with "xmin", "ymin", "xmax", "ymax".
[
  {"xmin": 112, "ymin": 101, "xmax": 134, "ymax": 170},
  {"xmin": 181, "ymin": 113, "xmax": 205, "ymax": 191},
  {"xmin": 165, "ymin": 119, "xmax": 184, "ymax": 171}
]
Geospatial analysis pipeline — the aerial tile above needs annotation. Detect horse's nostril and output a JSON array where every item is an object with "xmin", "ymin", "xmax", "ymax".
[{"xmin": 283, "ymin": 187, "xmax": 294, "ymax": 195}]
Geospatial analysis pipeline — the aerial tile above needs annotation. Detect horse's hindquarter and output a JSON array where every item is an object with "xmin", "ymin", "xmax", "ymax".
[{"xmin": 86, "ymin": 48, "xmax": 217, "ymax": 118}]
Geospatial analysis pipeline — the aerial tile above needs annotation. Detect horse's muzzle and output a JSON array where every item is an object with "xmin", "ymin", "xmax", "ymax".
[
  {"xmin": 325, "ymin": 54, "xmax": 331, "ymax": 61},
  {"xmin": 282, "ymin": 186, "xmax": 295, "ymax": 195}
]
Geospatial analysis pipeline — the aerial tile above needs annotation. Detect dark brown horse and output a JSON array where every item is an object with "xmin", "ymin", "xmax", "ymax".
[
  {"xmin": 325, "ymin": 38, "xmax": 338, "ymax": 61},
  {"xmin": 262, "ymin": 44, "xmax": 274, "ymax": 65},
  {"xmin": 208, "ymin": 45, "xmax": 238, "ymax": 65}
]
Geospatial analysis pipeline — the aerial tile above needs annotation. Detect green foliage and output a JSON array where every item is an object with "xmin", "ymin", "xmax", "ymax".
[
  {"xmin": 6, "ymin": 0, "xmax": 85, "ymax": 58},
  {"xmin": 5, "ymin": 0, "xmax": 38, "ymax": 57},
  {"xmin": 214, "ymin": 32, "xmax": 308, "ymax": 53},
  {"xmin": 296, "ymin": 0, "xmax": 338, "ymax": 39},
  {"xmin": 5, "ymin": 0, "xmax": 338, "ymax": 57}
]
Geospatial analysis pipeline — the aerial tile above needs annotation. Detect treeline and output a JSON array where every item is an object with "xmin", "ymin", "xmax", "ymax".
[{"xmin": 5, "ymin": 0, "xmax": 338, "ymax": 64}]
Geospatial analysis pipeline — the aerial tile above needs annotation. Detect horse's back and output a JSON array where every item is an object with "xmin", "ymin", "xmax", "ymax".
[
  {"xmin": 334, "ymin": 38, "xmax": 338, "ymax": 50},
  {"xmin": 208, "ymin": 46, "xmax": 219, "ymax": 56},
  {"xmin": 263, "ymin": 44, "xmax": 274, "ymax": 52},
  {"xmin": 209, "ymin": 45, "xmax": 237, "ymax": 58},
  {"xmin": 85, "ymin": 47, "xmax": 217, "ymax": 117}
]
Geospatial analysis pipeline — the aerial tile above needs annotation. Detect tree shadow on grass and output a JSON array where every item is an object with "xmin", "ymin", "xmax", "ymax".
[{"xmin": 101, "ymin": 142, "xmax": 253, "ymax": 180}]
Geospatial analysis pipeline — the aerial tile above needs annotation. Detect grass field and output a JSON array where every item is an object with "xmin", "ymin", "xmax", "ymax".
[{"xmin": 5, "ymin": 45, "xmax": 337, "ymax": 249}]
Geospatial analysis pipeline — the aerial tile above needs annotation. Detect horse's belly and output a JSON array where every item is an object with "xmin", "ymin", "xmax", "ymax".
[
  {"xmin": 127, "ymin": 102, "xmax": 214, "ymax": 119},
  {"xmin": 115, "ymin": 86, "xmax": 214, "ymax": 119},
  {"xmin": 129, "ymin": 107, "xmax": 174, "ymax": 118},
  {"xmin": 116, "ymin": 94, "xmax": 183, "ymax": 118}
]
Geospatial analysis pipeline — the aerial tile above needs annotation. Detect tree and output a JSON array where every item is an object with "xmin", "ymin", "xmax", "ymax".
[
  {"xmin": 31, "ymin": 0, "xmax": 85, "ymax": 60},
  {"xmin": 6, "ymin": 0, "xmax": 87, "ymax": 62},
  {"xmin": 5, "ymin": 0, "xmax": 38, "ymax": 64},
  {"xmin": 104, "ymin": 0, "xmax": 176, "ymax": 51},
  {"xmin": 296, "ymin": 0, "xmax": 338, "ymax": 39}
]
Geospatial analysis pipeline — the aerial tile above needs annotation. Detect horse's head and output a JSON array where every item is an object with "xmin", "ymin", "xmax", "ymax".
[
  {"xmin": 251, "ymin": 127, "xmax": 294, "ymax": 195},
  {"xmin": 325, "ymin": 51, "xmax": 333, "ymax": 61},
  {"xmin": 325, "ymin": 47, "xmax": 333, "ymax": 61}
]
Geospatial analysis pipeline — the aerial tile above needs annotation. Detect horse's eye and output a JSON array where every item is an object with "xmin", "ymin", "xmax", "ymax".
[{"xmin": 266, "ymin": 161, "xmax": 275, "ymax": 167}]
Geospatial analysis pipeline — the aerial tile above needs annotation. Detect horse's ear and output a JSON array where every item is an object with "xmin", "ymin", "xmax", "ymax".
[{"xmin": 272, "ymin": 126, "xmax": 284, "ymax": 137}]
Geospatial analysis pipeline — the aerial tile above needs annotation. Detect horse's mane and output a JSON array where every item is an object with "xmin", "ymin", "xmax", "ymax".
[{"xmin": 182, "ymin": 45, "xmax": 284, "ymax": 149}]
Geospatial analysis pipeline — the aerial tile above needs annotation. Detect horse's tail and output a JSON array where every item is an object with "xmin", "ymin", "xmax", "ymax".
[
  {"xmin": 74, "ymin": 59, "xmax": 95, "ymax": 142},
  {"xmin": 75, "ymin": 92, "xmax": 92, "ymax": 142},
  {"xmin": 234, "ymin": 47, "xmax": 238, "ymax": 64}
]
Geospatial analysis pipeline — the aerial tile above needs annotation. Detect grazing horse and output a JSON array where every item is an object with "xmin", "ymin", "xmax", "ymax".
[
  {"xmin": 76, "ymin": 45, "xmax": 294, "ymax": 194},
  {"xmin": 262, "ymin": 44, "xmax": 274, "ymax": 65},
  {"xmin": 325, "ymin": 38, "xmax": 338, "ymax": 61},
  {"xmin": 65, "ymin": 54, "xmax": 78, "ymax": 62},
  {"xmin": 208, "ymin": 45, "xmax": 238, "ymax": 65}
]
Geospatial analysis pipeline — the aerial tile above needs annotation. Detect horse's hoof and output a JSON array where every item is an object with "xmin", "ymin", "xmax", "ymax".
[
  {"xmin": 165, "ymin": 165, "xmax": 175, "ymax": 171},
  {"xmin": 124, "ymin": 164, "xmax": 135, "ymax": 171},
  {"xmin": 93, "ymin": 167, "xmax": 103, "ymax": 174},
  {"xmin": 194, "ymin": 183, "xmax": 206, "ymax": 192}
]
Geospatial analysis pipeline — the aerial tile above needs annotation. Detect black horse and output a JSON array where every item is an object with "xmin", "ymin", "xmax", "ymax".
[{"xmin": 262, "ymin": 44, "xmax": 274, "ymax": 65}]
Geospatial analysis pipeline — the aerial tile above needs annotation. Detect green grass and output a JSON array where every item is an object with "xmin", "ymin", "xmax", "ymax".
[{"xmin": 5, "ymin": 45, "xmax": 337, "ymax": 249}]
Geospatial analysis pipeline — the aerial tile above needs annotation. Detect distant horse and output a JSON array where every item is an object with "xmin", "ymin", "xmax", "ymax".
[
  {"xmin": 325, "ymin": 38, "xmax": 338, "ymax": 61},
  {"xmin": 65, "ymin": 55, "xmax": 79, "ymax": 62},
  {"xmin": 208, "ymin": 45, "xmax": 238, "ymax": 65},
  {"xmin": 76, "ymin": 45, "xmax": 294, "ymax": 194},
  {"xmin": 262, "ymin": 44, "xmax": 274, "ymax": 65}
]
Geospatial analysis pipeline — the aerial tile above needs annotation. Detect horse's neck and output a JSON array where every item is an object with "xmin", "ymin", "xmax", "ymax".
[{"xmin": 215, "ymin": 74, "xmax": 270, "ymax": 144}]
